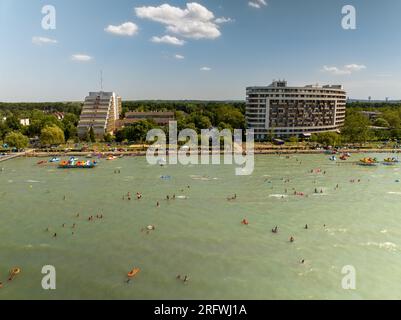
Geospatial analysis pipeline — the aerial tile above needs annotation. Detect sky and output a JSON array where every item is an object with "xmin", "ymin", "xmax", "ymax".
[{"xmin": 1, "ymin": 0, "xmax": 401, "ymax": 102}]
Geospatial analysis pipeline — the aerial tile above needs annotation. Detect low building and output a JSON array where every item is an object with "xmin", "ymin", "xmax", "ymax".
[
  {"xmin": 77, "ymin": 91, "xmax": 122, "ymax": 138},
  {"xmin": 117, "ymin": 111, "xmax": 175, "ymax": 128},
  {"xmin": 53, "ymin": 112, "xmax": 65, "ymax": 120},
  {"xmin": 20, "ymin": 118, "xmax": 30, "ymax": 126},
  {"xmin": 359, "ymin": 111, "xmax": 382, "ymax": 121},
  {"xmin": 246, "ymin": 81, "xmax": 347, "ymax": 139}
]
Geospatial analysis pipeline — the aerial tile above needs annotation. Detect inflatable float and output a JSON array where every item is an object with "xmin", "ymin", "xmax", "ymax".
[{"xmin": 127, "ymin": 268, "xmax": 141, "ymax": 278}]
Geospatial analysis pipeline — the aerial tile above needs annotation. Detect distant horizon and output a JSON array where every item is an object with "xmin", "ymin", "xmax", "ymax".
[{"xmin": 2, "ymin": 97, "xmax": 401, "ymax": 104}]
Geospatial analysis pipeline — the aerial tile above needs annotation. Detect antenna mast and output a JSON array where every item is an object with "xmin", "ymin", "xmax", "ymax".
[{"xmin": 100, "ymin": 70, "xmax": 103, "ymax": 92}]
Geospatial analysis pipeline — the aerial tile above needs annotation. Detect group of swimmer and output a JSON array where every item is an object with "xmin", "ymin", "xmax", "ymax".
[
  {"xmin": 46, "ymin": 212, "xmax": 105, "ymax": 238},
  {"xmin": 122, "ymin": 192, "xmax": 143, "ymax": 201},
  {"xmin": 176, "ymin": 274, "xmax": 190, "ymax": 284}
]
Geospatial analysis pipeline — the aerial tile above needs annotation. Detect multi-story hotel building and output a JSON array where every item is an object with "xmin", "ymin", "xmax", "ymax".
[
  {"xmin": 246, "ymin": 81, "xmax": 347, "ymax": 140},
  {"xmin": 78, "ymin": 91, "xmax": 122, "ymax": 138}
]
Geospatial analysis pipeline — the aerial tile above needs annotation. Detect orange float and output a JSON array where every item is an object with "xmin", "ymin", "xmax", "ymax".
[{"xmin": 127, "ymin": 267, "xmax": 141, "ymax": 278}]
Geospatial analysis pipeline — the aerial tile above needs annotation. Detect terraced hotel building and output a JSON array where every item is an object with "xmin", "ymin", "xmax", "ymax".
[
  {"xmin": 78, "ymin": 91, "xmax": 122, "ymax": 138},
  {"xmin": 246, "ymin": 81, "xmax": 347, "ymax": 140}
]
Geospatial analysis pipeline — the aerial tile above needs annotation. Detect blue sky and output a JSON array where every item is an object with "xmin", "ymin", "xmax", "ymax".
[{"xmin": 1, "ymin": 0, "xmax": 401, "ymax": 101}]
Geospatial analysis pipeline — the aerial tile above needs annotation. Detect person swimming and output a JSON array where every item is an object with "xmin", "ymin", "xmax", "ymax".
[
  {"xmin": 272, "ymin": 226, "xmax": 278, "ymax": 233},
  {"xmin": 304, "ymin": 224, "xmax": 308, "ymax": 230},
  {"xmin": 290, "ymin": 236, "xmax": 295, "ymax": 243}
]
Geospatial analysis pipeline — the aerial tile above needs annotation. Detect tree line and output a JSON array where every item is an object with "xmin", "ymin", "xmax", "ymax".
[{"xmin": 2, "ymin": 100, "xmax": 401, "ymax": 149}]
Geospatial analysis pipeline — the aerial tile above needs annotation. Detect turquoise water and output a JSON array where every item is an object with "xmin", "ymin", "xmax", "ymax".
[{"xmin": 1, "ymin": 154, "xmax": 401, "ymax": 300}]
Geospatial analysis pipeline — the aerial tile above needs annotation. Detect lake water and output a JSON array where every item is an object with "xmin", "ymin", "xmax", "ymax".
[{"xmin": 1, "ymin": 154, "xmax": 401, "ymax": 300}]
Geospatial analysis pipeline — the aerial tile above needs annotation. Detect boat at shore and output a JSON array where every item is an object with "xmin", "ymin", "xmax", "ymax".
[
  {"xmin": 359, "ymin": 158, "xmax": 379, "ymax": 166},
  {"xmin": 58, "ymin": 159, "xmax": 97, "ymax": 169}
]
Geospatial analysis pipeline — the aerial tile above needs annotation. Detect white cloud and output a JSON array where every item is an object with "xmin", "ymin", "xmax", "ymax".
[
  {"xmin": 104, "ymin": 22, "xmax": 138, "ymax": 36},
  {"xmin": 151, "ymin": 35, "xmax": 185, "ymax": 46},
  {"xmin": 175, "ymin": 54, "xmax": 185, "ymax": 59},
  {"xmin": 248, "ymin": 0, "xmax": 267, "ymax": 9},
  {"xmin": 344, "ymin": 64, "xmax": 367, "ymax": 72},
  {"xmin": 135, "ymin": 3, "xmax": 221, "ymax": 40},
  {"xmin": 215, "ymin": 17, "xmax": 233, "ymax": 24},
  {"xmin": 322, "ymin": 64, "xmax": 366, "ymax": 75},
  {"xmin": 32, "ymin": 36, "xmax": 58, "ymax": 45},
  {"xmin": 71, "ymin": 54, "xmax": 93, "ymax": 62},
  {"xmin": 200, "ymin": 66, "xmax": 211, "ymax": 71}
]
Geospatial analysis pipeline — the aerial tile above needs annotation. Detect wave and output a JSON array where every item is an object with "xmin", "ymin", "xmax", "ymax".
[
  {"xmin": 388, "ymin": 192, "xmax": 401, "ymax": 195},
  {"xmin": 361, "ymin": 241, "xmax": 397, "ymax": 252},
  {"xmin": 326, "ymin": 228, "xmax": 347, "ymax": 235},
  {"xmin": 190, "ymin": 175, "xmax": 213, "ymax": 181},
  {"xmin": 269, "ymin": 194, "xmax": 288, "ymax": 198}
]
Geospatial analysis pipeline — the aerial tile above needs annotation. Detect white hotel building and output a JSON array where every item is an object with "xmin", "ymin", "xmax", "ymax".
[
  {"xmin": 246, "ymin": 81, "xmax": 347, "ymax": 140},
  {"xmin": 78, "ymin": 91, "xmax": 122, "ymax": 138}
]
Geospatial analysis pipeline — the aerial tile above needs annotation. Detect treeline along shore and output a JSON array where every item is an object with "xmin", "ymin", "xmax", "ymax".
[{"xmin": 2, "ymin": 100, "xmax": 401, "ymax": 152}]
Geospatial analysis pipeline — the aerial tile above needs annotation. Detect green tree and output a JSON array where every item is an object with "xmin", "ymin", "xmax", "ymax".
[
  {"xmin": 215, "ymin": 105, "xmax": 245, "ymax": 129},
  {"xmin": 89, "ymin": 127, "xmax": 96, "ymax": 143},
  {"xmin": 40, "ymin": 125, "xmax": 65, "ymax": 146},
  {"xmin": 341, "ymin": 112, "xmax": 372, "ymax": 143},
  {"xmin": 5, "ymin": 116, "xmax": 21, "ymax": 131},
  {"xmin": 64, "ymin": 123, "xmax": 77, "ymax": 141},
  {"xmin": 115, "ymin": 129, "xmax": 126, "ymax": 143},
  {"xmin": 104, "ymin": 133, "xmax": 114, "ymax": 143},
  {"xmin": 311, "ymin": 132, "xmax": 341, "ymax": 146},
  {"xmin": 0, "ymin": 122, "xmax": 11, "ymax": 140},
  {"xmin": 124, "ymin": 120, "xmax": 157, "ymax": 143},
  {"xmin": 4, "ymin": 131, "xmax": 29, "ymax": 150},
  {"xmin": 217, "ymin": 122, "xmax": 233, "ymax": 132},
  {"xmin": 373, "ymin": 118, "xmax": 390, "ymax": 128}
]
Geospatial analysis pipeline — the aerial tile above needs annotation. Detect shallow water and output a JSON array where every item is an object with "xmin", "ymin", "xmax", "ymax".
[{"xmin": 1, "ymin": 154, "xmax": 401, "ymax": 299}]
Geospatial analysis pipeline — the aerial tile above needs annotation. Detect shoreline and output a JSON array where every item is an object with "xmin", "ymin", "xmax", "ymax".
[{"xmin": 24, "ymin": 148, "xmax": 401, "ymax": 158}]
